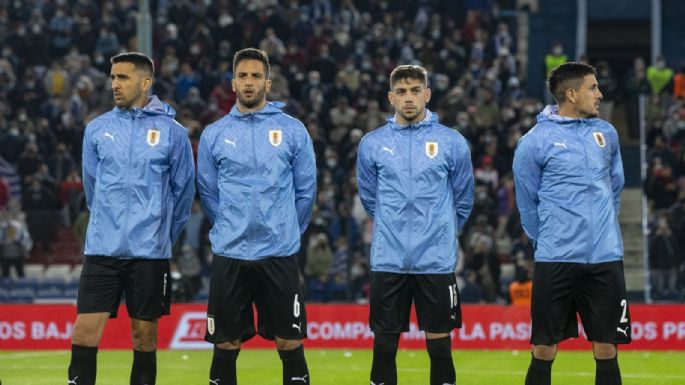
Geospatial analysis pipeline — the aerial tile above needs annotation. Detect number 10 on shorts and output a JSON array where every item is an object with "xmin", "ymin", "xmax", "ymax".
[{"xmin": 449, "ymin": 284, "xmax": 458, "ymax": 309}]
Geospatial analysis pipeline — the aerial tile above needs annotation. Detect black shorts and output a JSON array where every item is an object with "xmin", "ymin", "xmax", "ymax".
[
  {"xmin": 531, "ymin": 261, "xmax": 631, "ymax": 345},
  {"xmin": 369, "ymin": 272, "xmax": 462, "ymax": 334},
  {"xmin": 205, "ymin": 255, "xmax": 306, "ymax": 344},
  {"xmin": 77, "ymin": 256, "xmax": 171, "ymax": 320}
]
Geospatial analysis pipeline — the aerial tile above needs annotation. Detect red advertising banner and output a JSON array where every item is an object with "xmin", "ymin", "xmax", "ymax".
[{"xmin": 1, "ymin": 304, "xmax": 684, "ymax": 350}]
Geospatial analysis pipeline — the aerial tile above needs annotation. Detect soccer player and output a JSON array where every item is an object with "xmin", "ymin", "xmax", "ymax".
[
  {"xmin": 197, "ymin": 48, "xmax": 316, "ymax": 385},
  {"xmin": 513, "ymin": 62, "xmax": 630, "ymax": 385},
  {"xmin": 356, "ymin": 65, "xmax": 474, "ymax": 385},
  {"xmin": 68, "ymin": 52, "xmax": 196, "ymax": 385}
]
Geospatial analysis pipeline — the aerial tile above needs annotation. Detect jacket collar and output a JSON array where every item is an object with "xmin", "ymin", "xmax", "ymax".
[
  {"xmin": 229, "ymin": 101, "xmax": 285, "ymax": 119},
  {"xmin": 388, "ymin": 109, "xmax": 438, "ymax": 130}
]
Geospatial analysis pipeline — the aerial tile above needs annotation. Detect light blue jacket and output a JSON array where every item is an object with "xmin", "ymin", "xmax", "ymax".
[
  {"xmin": 82, "ymin": 96, "xmax": 196, "ymax": 259},
  {"xmin": 513, "ymin": 105, "xmax": 625, "ymax": 263},
  {"xmin": 357, "ymin": 111, "xmax": 474, "ymax": 274},
  {"xmin": 197, "ymin": 102, "xmax": 316, "ymax": 260}
]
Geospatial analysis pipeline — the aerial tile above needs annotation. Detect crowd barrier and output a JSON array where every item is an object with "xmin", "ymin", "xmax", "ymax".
[{"xmin": 1, "ymin": 304, "xmax": 683, "ymax": 350}]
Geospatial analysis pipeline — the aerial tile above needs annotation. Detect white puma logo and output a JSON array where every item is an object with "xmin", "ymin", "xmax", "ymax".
[
  {"xmin": 382, "ymin": 146, "xmax": 394, "ymax": 155},
  {"xmin": 370, "ymin": 382, "xmax": 384, "ymax": 385},
  {"xmin": 68, "ymin": 376, "xmax": 78, "ymax": 385},
  {"xmin": 291, "ymin": 374, "xmax": 308, "ymax": 383},
  {"xmin": 616, "ymin": 326, "xmax": 628, "ymax": 337},
  {"xmin": 209, "ymin": 379, "xmax": 220, "ymax": 385},
  {"xmin": 292, "ymin": 322, "xmax": 301, "ymax": 332},
  {"xmin": 104, "ymin": 132, "xmax": 115, "ymax": 141},
  {"xmin": 224, "ymin": 138, "xmax": 236, "ymax": 147},
  {"xmin": 553, "ymin": 140, "xmax": 567, "ymax": 149}
]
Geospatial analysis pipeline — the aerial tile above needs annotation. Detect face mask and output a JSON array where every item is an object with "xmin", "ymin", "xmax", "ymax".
[
  {"xmin": 553, "ymin": 46, "xmax": 563, "ymax": 55},
  {"xmin": 326, "ymin": 159, "xmax": 337, "ymax": 169}
]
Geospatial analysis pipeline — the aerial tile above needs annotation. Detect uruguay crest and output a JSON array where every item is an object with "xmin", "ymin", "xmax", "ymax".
[
  {"xmin": 426, "ymin": 141, "xmax": 438, "ymax": 158},
  {"xmin": 269, "ymin": 129, "xmax": 282, "ymax": 147},
  {"xmin": 147, "ymin": 129, "xmax": 160, "ymax": 146},
  {"xmin": 593, "ymin": 132, "xmax": 606, "ymax": 148}
]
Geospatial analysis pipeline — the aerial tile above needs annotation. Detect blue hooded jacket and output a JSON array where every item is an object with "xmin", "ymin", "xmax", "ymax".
[
  {"xmin": 513, "ymin": 105, "xmax": 625, "ymax": 263},
  {"xmin": 197, "ymin": 102, "xmax": 316, "ymax": 260},
  {"xmin": 357, "ymin": 110, "xmax": 474, "ymax": 274},
  {"xmin": 82, "ymin": 96, "xmax": 196, "ymax": 259}
]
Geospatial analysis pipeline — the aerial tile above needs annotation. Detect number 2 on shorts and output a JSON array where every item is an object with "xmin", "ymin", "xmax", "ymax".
[{"xmin": 620, "ymin": 299, "xmax": 628, "ymax": 323}]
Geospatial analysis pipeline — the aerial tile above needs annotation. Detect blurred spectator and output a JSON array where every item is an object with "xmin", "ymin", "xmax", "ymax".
[
  {"xmin": 647, "ymin": 55, "xmax": 674, "ymax": 95},
  {"xmin": 649, "ymin": 213, "xmax": 682, "ymax": 300},
  {"xmin": 305, "ymin": 233, "xmax": 333, "ymax": 301},
  {"xmin": 596, "ymin": 61, "xmax": 617, "ymax": 122},
  {"xmin": 0, "ymin": 208, "xmax": 32, "ymax": 278},
  {"xmin": 509, "ymin": 266, "xmax": 533, "ymax": 306},
  {"xmin": 180, "ymin": 87, "xmax": 207, "ymax": 117},
  {"xmin": 673, "ymin": 64, "xmax": 685, "ymax": 100},
  {"xmin": 22, "ymin": 177, "xmax": 59, "ymax": 252},
  {"xmin": 646, "ymin": 159, "xmax": 678, "ymax": 210},
  {"xmin": 48, "ymin": 143, "xmax": 75, "ymax": 183},
  {"xmin": 624, "ymin": 57, "xmax": 651, "ymax": 137},
  {"xmin": 543, "ymin": 41, "xmax": 567, "ymax": 103},
  {"xmin": 459, "ymin": 269, "xmax": 485, "ymax": 303}
]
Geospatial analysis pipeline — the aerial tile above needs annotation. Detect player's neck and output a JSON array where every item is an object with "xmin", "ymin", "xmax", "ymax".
[{"xmin": 557, "ymin": 104, "xmax": 586, "ymax": 119}]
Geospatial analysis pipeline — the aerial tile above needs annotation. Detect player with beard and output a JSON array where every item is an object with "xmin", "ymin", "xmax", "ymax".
[
  {"xmin": 197, "ymin": 48, "xmax": 316, "ymax": 385},
  {"xmin": 513, "ymin": 62, "xmax": 629, "ymax": 385},
  {"xmin": 356, "ymin": 65, "xmax": 474, "ymax": 385},
  {"xmin": 68, "ymin": 52, "xmax": 195, "ymax": 385}
]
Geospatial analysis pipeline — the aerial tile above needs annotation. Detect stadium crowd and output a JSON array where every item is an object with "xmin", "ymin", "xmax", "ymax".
[{"xmin": 0, "ymin": 0, "xmax": 682, "ymax": 303}]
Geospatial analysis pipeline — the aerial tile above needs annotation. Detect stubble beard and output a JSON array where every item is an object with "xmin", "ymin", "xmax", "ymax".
[{"xmin": 237, "ymin": 87, "xmax": 267, "ymax": 109}]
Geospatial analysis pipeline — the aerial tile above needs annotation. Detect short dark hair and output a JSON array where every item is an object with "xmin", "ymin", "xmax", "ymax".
[
  {"xmin": 547, "ymin": 62, "xmax": 596, "ymax": 103},
  {"xmin": 110, "ymin": 52, "xmax": 154, "ymax": 77},
  {"xmin": 233, "ymin": 48, "xmax": 270, "ymax": 78},
  {"xmin": 389, "ymin": 65, "xmax": 428, "ymax": 89}
]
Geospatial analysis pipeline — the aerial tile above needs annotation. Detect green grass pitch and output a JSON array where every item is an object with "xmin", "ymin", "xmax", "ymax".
[{"xmin": 1, "ymin": 349, "xmax": 683, "ymax": 384}]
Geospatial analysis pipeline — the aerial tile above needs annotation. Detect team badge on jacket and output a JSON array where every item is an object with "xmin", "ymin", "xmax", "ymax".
[
  {"xmin": 425, "ymin": 141, "xmax": 438, "ymax": 158},
  {"xmin": 147, "ymin": 129, "xmax": 160, "ymax": 146},
  {"xmin": 269, "ymin": 129, "xmax": 282, "ymax": 147},
  {"xmin": 593, "ymin": 132, "xmax": 606, "ymax": 148}
]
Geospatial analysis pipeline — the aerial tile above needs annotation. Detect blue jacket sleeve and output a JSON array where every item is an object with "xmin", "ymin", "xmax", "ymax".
[
  {"xmin": 512, "ymin": 135, "xmax": 541, "ymax": 241},
  {"xmin": 81, "ymin": 124, "xmax": 97, "ymax": 209},
  {"xmin": 450, "ymin": 138, "xmax": 474, "ymax": 233},
  {"xmin": 610, "ymin": 131, "xmax": 625, "ymax": 215},
  {"xmin": 356, "ymin": 136, "xmax": 377, "ymax": 218},
  {"xmin": 292, "ymin": 128, "xmax": 317, "ymax": 234},
  {"xmin": 197, "ymin": 129, "xmax": 220, "ymax": 225},
  {"xmin": 169, "ymin": 123, "xmax": 196, "ymax": 245}
]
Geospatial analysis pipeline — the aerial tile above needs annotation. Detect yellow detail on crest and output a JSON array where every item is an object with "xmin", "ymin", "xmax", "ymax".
[
  {"xmin": 593, "ymin": 132, "xmax": 606, "ymax": 148},
  {"xmin": 269, "ymin": 129, "xmax": 282, "ymax": 147},
  {"xmin": 147, "ymin": 129, "xmax": 160, "ymax": 146},
  {"xmin": 425, "ymin": 141, "xmax": 438, "ymax": 158}
]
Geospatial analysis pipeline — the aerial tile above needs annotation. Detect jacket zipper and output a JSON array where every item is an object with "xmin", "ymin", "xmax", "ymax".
[
  {"xmin": 123, "ymin": 111, "xmax": 135, "ymax": 255},
  {"xmin": 577, "ymin": 122, "xmax": 592, "ymax": 263},
  {"xmin": 249, "ymin": 115, "xmax": 256, "ymax": 258},
  {"xmin": 406, "ymin": 126, "xmax": 414, "ymax": 272}
]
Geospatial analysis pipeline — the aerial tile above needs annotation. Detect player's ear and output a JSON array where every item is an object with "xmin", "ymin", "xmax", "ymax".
[
  {"xmin": 388, "ymin": 90, "xmax": 395, "ymax": 106},
  {"xmin": 265, "ymin": 78, "xmax": 272, "ymax": 94},
  {"xmin": 566, "ymin": 87, "xmax": 576, "ymax": 104},
  {"xmin": 424, "ymin": 87, "xmax": 432, "ymax": 103},
  {"xmin": 231, "ymin": 78, "xmax": 236, "ymax": 92}
]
